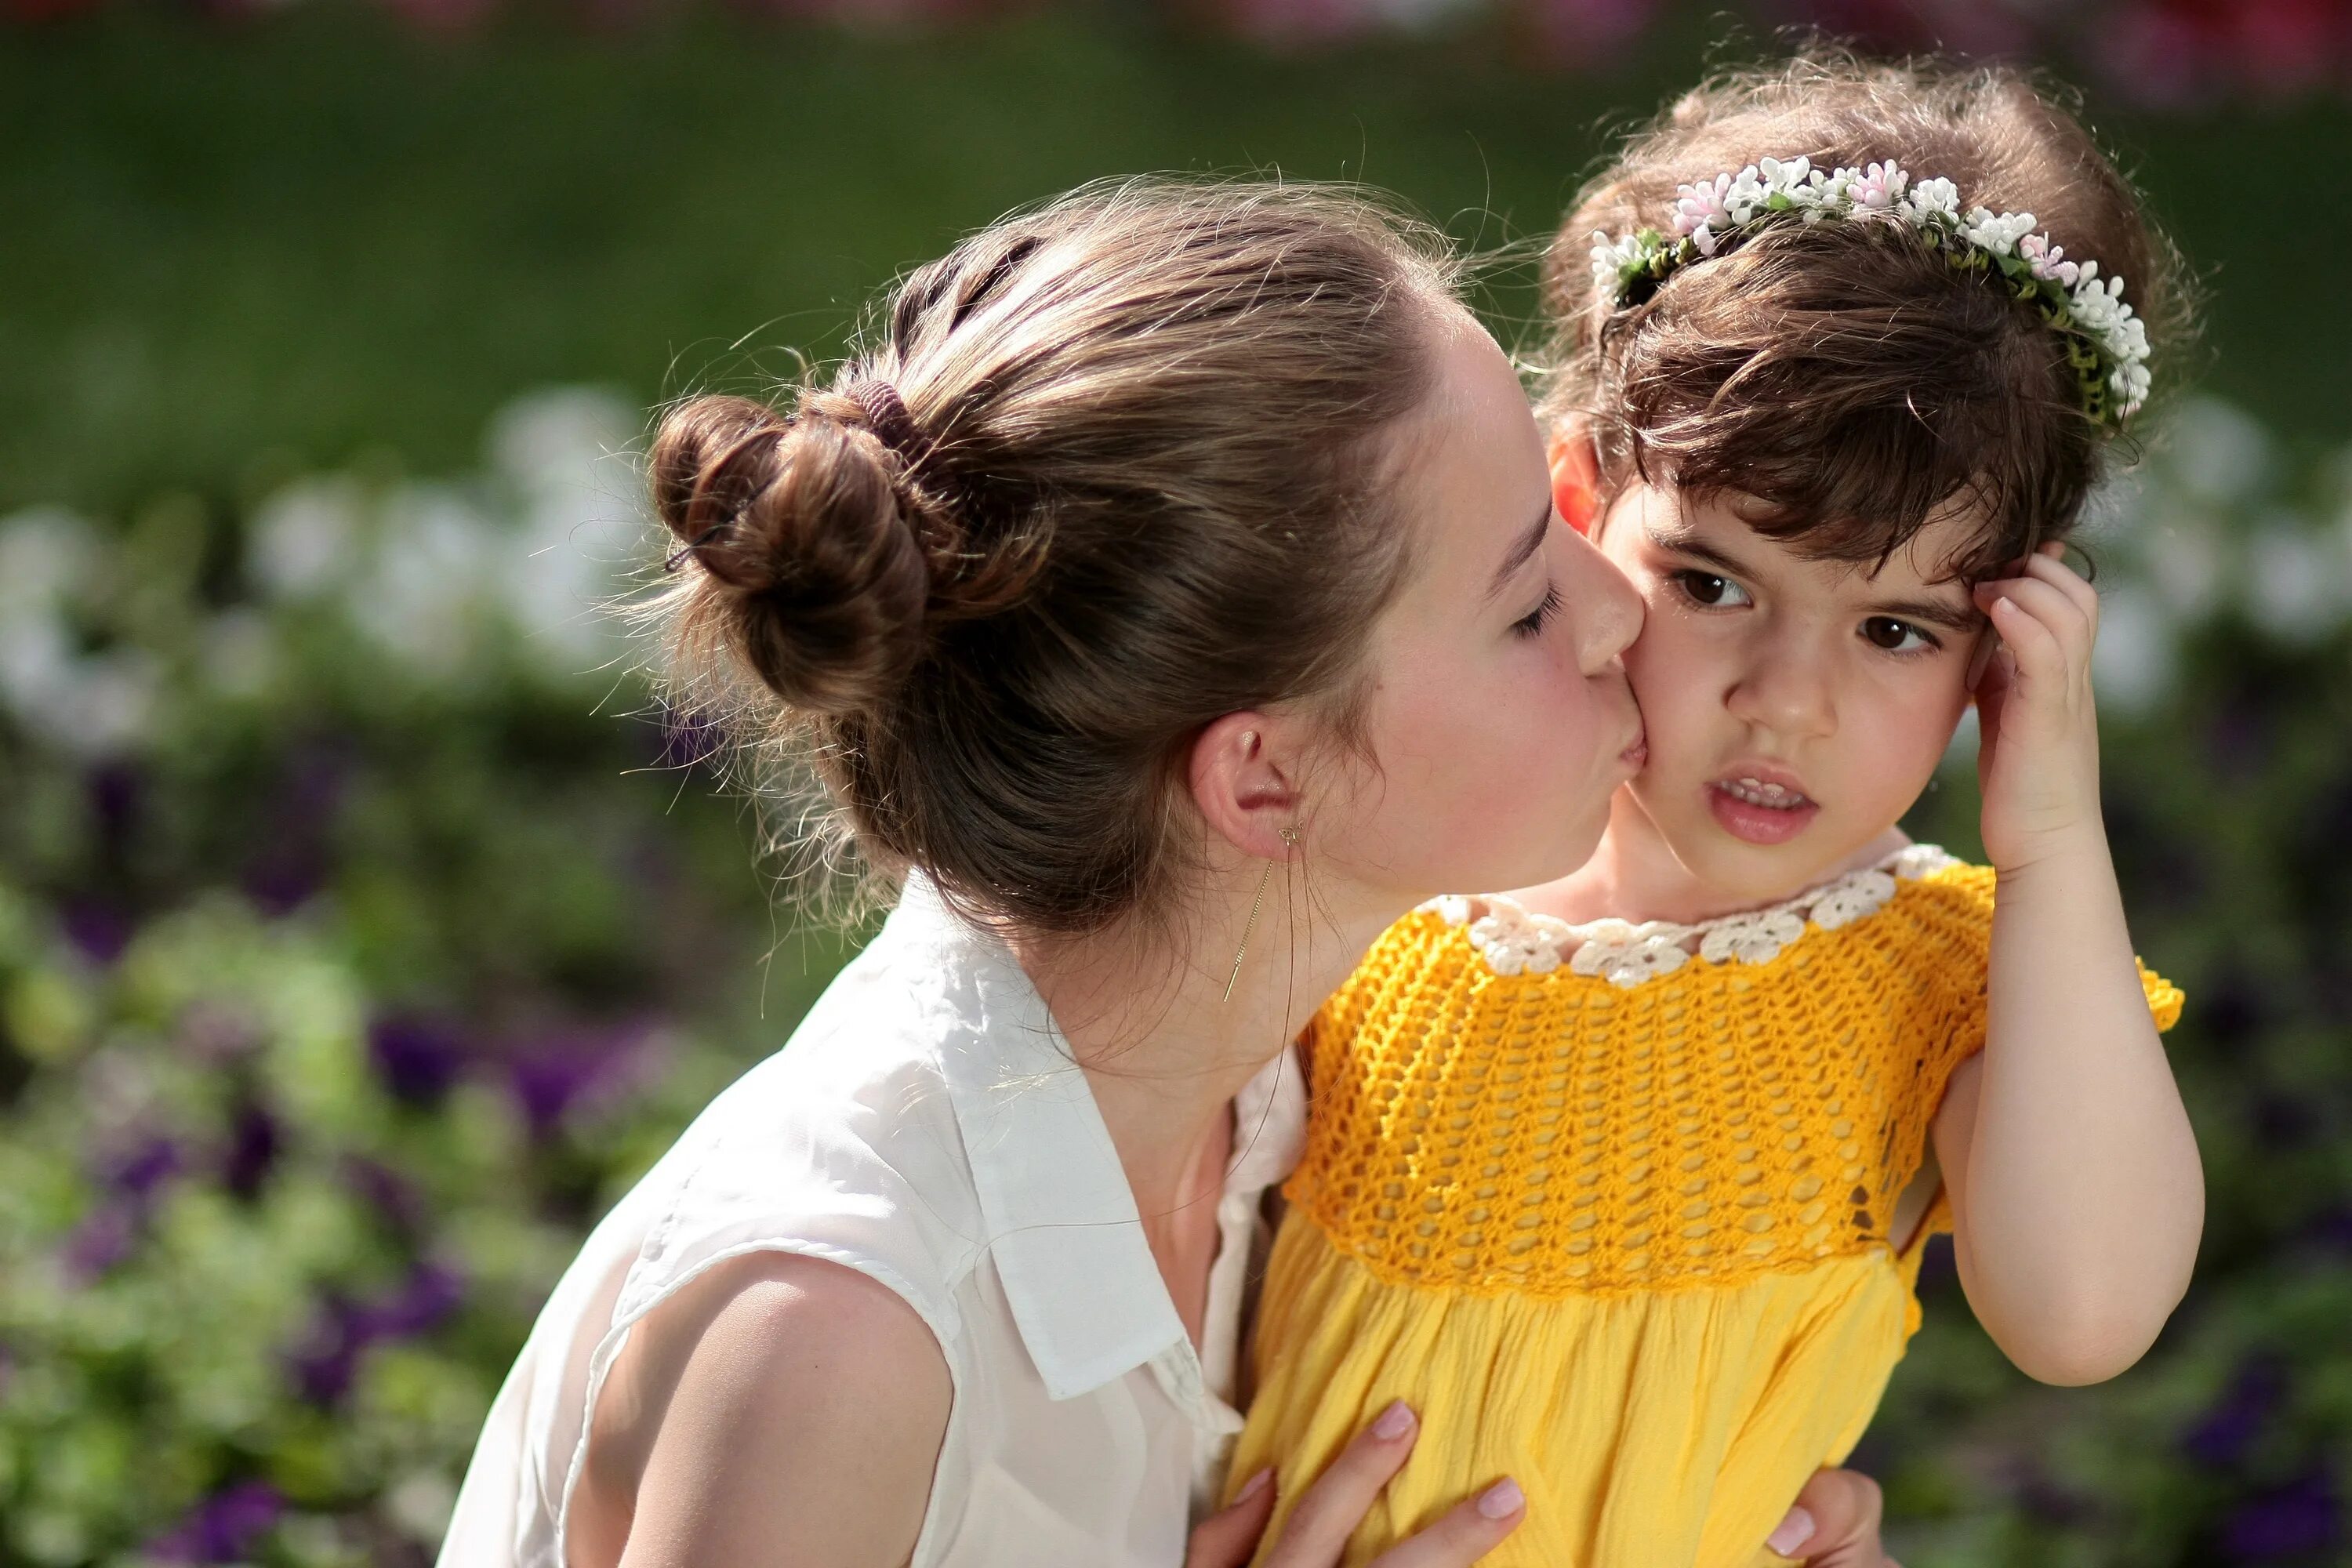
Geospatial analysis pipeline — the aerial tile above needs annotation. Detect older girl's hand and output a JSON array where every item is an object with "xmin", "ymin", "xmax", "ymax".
[
  {"xmin": 1766, "ymin": 1468, "xmax": 1904, "ymax": 1568},
  {"xmin": 1186, "ymin": 1403, "xmax": 1523, "ymax": 1568}
]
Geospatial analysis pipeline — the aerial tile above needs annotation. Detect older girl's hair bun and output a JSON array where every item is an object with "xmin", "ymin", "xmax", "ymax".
[{"xmin": 652, "ymin": 390, "xmax": 931, "ymax": 717}]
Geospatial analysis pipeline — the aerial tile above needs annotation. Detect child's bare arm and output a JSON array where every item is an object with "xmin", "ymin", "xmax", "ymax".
[{"xmin": 1929, "ymin": 546, "xmax": 2202, "ymax": 1386}]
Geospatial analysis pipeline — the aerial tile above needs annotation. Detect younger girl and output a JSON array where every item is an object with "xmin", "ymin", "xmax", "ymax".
[{"xmin": 1228, "ymin": 54, "xmax": 2203, "ymax": 1567}]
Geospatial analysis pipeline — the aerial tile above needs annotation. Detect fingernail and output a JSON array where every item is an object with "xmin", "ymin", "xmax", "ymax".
[
  {"xmin": 1235, "ymin": 1468, "xmax": 1272, "ymax": 1503},
  {"xmin": 1766, "ymin": 1506, "xmax": 1817, "ymax": 1555},
  {"xmin": 1477, "ymin": 1478, "xmax": 1526, "ymax": 1519},
  {"xmin": 1371, "ymin": 1399, "xmax": 1416, "ymax": 1441}
]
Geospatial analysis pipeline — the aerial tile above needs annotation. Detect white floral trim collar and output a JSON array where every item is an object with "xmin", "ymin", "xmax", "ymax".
[{"xmin": 1422, "ymin": 843, "xmax": 1959, "ymax": 989}]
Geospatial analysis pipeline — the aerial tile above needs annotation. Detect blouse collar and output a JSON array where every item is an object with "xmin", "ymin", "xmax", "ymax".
[{"xmin": 894, "ymin": 876, "xmax": 1297, "ymax": 1403}]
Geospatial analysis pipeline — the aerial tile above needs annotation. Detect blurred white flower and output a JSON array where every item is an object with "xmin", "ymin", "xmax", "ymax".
[
  {"xmin": 2166, "ymin": 397, "xmax": 2276, "ymax": 507},
  {"xmin": 2091, "ymin": 583, "xmax": 2178, "ymax": 715},
  {"xmin": 0, "ymin": 508, "xmax": 98, "ymax": 618},
  {"xmin": 385, "ymin": 1468, "xmax": 458, "ymax": 1545},
  {"xmin": 350, "ymin": 485, "xmax": 503, "ymax": 677},
  {"xmin": 250, "ymin": 477, "xmax": 368, "ymax": 601},
  {"xmin": 490, "ymin": 387, "xmax": 651, "ymax": 670},
  {"xmin": 0, "ymin": 510, "xmax": 162, "ymax": 756},
  {"xmin": 65, "ymin": 650, "xmax": 162, "ymax": 757},
  {"xmin": 2243, "ymin": 514, "xmax": 2350, "ymax": 643}
]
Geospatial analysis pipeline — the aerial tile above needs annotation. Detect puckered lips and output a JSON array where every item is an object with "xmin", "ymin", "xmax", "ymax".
[{"xmin": 1705, "ymin": 762, "xmax": 1820, "ymax": 845}]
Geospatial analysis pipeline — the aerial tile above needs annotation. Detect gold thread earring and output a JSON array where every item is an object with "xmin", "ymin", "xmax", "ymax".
[{"xmin": 1225, "ymin": 823, "xmax": 1299, "ymax": 1001}]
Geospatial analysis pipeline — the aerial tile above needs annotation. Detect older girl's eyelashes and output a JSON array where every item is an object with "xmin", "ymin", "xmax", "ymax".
[
  {"xmin": 1860, "ymin": 616, "xmax": 1942, "ymax": 656},
  {"xmin": 1512, "ymin": 584, "xmax": 1563, "ymax": 638},
  {"xmin": 1666, "ymin": 569, "xmax": 1753, "ymax": 610}
]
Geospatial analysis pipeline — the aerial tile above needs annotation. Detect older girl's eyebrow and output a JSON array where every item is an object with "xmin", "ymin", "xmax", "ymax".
[{"xmin": 1485, "ymin": 499, "xmax": 1555, "ymax": 601}]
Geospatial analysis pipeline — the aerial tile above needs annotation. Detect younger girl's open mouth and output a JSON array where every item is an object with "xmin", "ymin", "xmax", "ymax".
[{"xmin": 1707, "ymin": 771, "xmax": 1819, "ymax": 845}]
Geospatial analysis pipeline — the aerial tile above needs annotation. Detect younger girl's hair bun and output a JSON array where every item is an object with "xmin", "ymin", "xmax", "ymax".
[{"xmin": 651, "ymin": 390, "xmax": 931, "ymax": 717}]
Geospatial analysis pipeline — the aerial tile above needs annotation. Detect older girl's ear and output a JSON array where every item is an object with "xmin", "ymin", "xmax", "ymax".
[{"xmin": 1548, "ymin": 423, "xmax": 1601, "ymax": 537}]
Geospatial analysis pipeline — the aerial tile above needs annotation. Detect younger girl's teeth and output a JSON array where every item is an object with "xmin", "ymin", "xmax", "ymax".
[{"xmin": 1722, "ymin": 776, "xmax": 1809, "ymax": 809}]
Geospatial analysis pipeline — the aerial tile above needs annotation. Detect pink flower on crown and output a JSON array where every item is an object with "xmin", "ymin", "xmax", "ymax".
[
  {"xmin": 1673, "ymin": 174, "xmax": 1733, "ymax": 240},
  {"xmin": 2019, "ymin": 231, "xmax": 2082, "ymax": 286},
  {"xmin": 1846, "ymin": 160, "xmax": 1909, "ymax": 209}
]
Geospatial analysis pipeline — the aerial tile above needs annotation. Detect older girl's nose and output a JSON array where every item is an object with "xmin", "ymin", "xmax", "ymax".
[{"xmin": 1560, "ymin": 524, "xmax": 1645, "ymax": 673}]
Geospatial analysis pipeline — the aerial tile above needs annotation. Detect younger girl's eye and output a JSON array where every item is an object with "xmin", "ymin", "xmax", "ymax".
[
  {"xmin": 1512, "ymin": 585, "xmax": 1563, "ymax": 638},
  {"xmin": 1861, "ymin": 616, "xmax": 1938, "ymax": 655},
  {"xmin": 1670, "ymin": 570, "xmax": 1752, "ymax": 609}
]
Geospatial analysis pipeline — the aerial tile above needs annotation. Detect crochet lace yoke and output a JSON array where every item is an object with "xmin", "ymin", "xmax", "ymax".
[
  {"xmin": 1290, "ymin": 848, "xmax": 1993, "ymax": 1298},
  {"xmin": 1423, "ymin": 844, "xmax": 1961, "ymax": 989}
]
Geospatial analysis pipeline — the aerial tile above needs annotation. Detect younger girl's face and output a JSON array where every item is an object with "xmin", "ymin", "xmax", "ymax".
[
  {"xmin": 1316, "ymin": 320, "xmax": 1648, "ymax": 906},
  {"xmin": 1593, "ymin": 482, "xmax": 1987, "ymax": 906}
]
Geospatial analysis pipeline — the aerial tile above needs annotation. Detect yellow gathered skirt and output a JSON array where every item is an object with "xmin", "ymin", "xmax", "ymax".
[{"xmin": 1231, "ymin": 1216, "xmax": 1929, "ymax": 1568}]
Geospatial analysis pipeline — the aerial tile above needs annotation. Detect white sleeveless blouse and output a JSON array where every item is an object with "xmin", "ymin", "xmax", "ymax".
[{"xmin": 435, "ymin": 877, "xmax": 1305, "ymax": 1568}]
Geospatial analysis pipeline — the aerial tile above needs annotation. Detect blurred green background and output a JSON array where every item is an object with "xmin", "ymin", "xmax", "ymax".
[{"xmin": 2, "ymin": 2, "xmax": 2349, "ymax": 1564}]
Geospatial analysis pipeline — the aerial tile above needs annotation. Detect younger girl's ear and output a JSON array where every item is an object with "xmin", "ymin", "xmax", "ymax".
[{"xmin": 1548, "ymin": 423, "xmax": 1602, "ymax": 538}]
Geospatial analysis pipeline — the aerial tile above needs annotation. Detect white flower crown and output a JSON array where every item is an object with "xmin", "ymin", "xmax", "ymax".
[{"xmin": 1589, "ymin": 155, "xmax": 2152, "ymax": 426}]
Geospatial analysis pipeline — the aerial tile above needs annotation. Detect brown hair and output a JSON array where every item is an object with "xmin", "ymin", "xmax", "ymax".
[
  {"xmin": 645, "ymin": 180, "xmax": 1461, "ymax": 938},
  {"xmin": 1540, "ymin": 49, "xmax": 2194, "ymax": 579}
]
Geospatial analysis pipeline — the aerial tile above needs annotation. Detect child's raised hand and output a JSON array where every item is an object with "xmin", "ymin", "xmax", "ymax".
[{"xmin": 1969, "ymin": 543, "xmax": 2104, "ymax": 873}]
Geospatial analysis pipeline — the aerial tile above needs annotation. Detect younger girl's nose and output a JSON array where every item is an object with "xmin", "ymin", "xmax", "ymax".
[{"xmin": 1726, "ymin": 643, "xmax": 1837, "ymax": 739}]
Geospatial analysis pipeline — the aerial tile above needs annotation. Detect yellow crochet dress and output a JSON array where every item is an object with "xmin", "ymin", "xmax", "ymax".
[{"xmin": 1230, "ymin": 848, "xmax": 2182, "ymax": 1568}]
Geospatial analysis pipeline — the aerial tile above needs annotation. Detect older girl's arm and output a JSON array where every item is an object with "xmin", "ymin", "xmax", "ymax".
[{"xmin": 617, "ymin": 1252, "xmax": 951, "ymax": 1568}]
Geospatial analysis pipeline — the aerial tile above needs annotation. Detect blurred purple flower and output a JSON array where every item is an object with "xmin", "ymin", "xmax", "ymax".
[
  {"xmin": 343, "ymin": 1154, "xmax": 426, "ymax": 1236},
  {"xmin": 62, "ymin": 1199, "xmax": 139, "ymax": 1282},
  {"xmin": 87, "ymin": 757, "xmax": 142, "ymax": 850},
  {"xmin": 241, "ymin": 739, "xmax": 348, "ymax": 915},
  {"xmin": 1756, "ymin": 0, "xmax": 2028, "ymax": 57},
  {"xmin": 653, "ymin": 702, "xmax": 728, "ymax": 773},
  {"xmin": 61, "ymin": 1134, "xmax": 183, "ymax": 1280},
  {"xmin": 222, "ymin": 1101, "xmax": 281, "ymax": 1200},
  {"xmin": 60, "ymin": 896, "xmax": 135, "ymax": 964},
  {"xmin": 289, "ymin": 1261, "xmax": 466, "ymax": 1405},
  {"xmin": 368, "ymin": 1012, "xmax": 469, "ymax": 1107},
  {"xmin": 2223, "ymin": 1470, "xmax": 2343, "ymax": 1559},
  {"xmin": 508, "ymin": 1018, "xmax": 657, "ymax": 1137},
  {"xmin": 2184, "ymin": 1361, "xmax": 2283, "ymax": 1469},
  {"xmin": 368, "ymin": 1260, "xmax": 466, "ymax": 1338},
  {"xmin": 147, "ymin": 1480, "xmax": 285, "ymax": 1564},
  {"xmin": 106, "ymin": 1134, "xmax": 183, "ymax": 1197},
  {"xmin": 1530, "ymin": 0, "xmax": 1660, "ymax": 59},
  {"xmin": 2305, "ymin": 1207, "xmax": 2352, "ymax": 1253}
]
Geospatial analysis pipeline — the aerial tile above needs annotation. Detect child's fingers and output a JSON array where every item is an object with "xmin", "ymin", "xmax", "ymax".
[
  {"xmin": 1973, "ymin": 578, "xmax": 2088, "ymax": 668},
  {"xmin": 1981, "ymin": 595, "xmax": 2067, "ymax": 685},
  {"xmin": 2017, "ymin": 549, "xmax": 2100, "ymax": 630},
  {"xmin": 1261, "ymin": 1402, "xmax": 1420, "ymax": 1568},
  {"xmin": 1367, "ymin": 1479, "xmax": 1526, "ymax": 1568}
]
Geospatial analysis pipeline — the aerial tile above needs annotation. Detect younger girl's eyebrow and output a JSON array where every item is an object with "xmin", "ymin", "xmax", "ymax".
[
  {"xmin": 1869, "ymin": 595, "xmax": 1987, "ymax": 634},
  {"xmin": 1644, "ymin": 521, "xmax": 1755, "ymax": 580}
]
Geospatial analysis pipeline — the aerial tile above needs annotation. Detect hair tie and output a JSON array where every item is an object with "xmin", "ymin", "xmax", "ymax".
[{"xmin": 849, "ymin": 378, "xmax": 935, "ymax": 469}]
